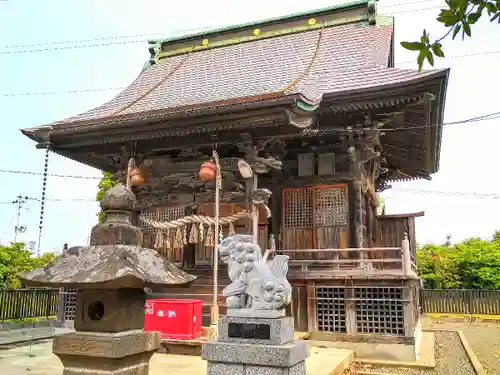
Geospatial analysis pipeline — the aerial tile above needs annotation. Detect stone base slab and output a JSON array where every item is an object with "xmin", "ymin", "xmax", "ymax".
[
  {"xmin": 59, "ymin": 356, "xmax": 153, "ymax": 375},
  {"xmin": 218, "ymin": 316, "xmax": 294, "ymax": 345},
  {"xmin": 226, "ymin": 309, "xmax": 286, "ymax": 318},
  {"xmin": 0, "ymin": 326, "xmax": 55, "ymax": 346},
  {"xmin": 202, "ymin": 340, "xmax": 308, "ymax": 367},
  {"xmin": 53, "ymin": 330, "xmax": 160, "ymax": 358},
  {"xmin": 207, "ymin": 360, "xmax": 306, "ymax": 375}
]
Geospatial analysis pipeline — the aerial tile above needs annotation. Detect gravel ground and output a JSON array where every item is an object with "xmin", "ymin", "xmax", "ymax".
[
  {"xmin": 423, "ymin": 317, "xmax": 500, "ymax": 374},
  {"xmin": 358, "ymin": 331, "xmax": 476, "ymax": 375}
]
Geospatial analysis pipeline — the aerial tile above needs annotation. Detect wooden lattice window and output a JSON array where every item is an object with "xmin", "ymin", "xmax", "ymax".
[
  {"xmin": 281, "ymin": 185, "xmax": 349, "ymax": 257},
  {"xmin": 355, "ymin": 287, "xmax": 404, "ymax": 335},
  {"xmin": 139, "ymin": 206, "xmax": 185, "ymax": 235},
  {"xmin": 315, "ymin": 286, "xmax": 405, "ymax": 336},
  {"xmin": 316, "ymin": 287, "xmax": 346, "ymax": 332},
  {"xmin": 139, "ymin": 206, "xmax": 185, "ymax": 262}
]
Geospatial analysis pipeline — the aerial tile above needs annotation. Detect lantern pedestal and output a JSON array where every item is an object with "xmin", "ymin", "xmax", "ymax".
[{"xmin": 18, "ymin": 184, "xmax": 196, "ymax": 375}]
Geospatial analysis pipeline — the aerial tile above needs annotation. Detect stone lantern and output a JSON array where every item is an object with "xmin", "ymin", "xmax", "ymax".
[{"xmin": 19, "ymin": 184, "xmax": 196, "ymax": 375}]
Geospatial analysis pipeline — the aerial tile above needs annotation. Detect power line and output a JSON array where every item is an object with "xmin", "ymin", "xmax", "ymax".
[
  {"xmin": 0, "ymin": 5, "xmax": 452, "ymax": 56},
  {"xmin": 391, "ymin": 188, "xmax": 500, "ymax": 199},
  {"xmin": 0, "ymin": 27, "xmax": 221, "ymax": 50},
  {"xmin": 302, "ymin": 111, "xmax": 500, "ymax": 136},
  {"xmin": 0, "ymin": 111, "xmax": 498, "ymax": 182},
  {"xmin": 2, "ymin": 187, "xmax": 500, "ymax": 206},
  {"xmin": 0, "ymin": 197, "xmax": 96, "ymax": 204},
  {"xmin": 0, "ymin": 2, "xmax": 433, "ymax": 50},
  {"xmin": 2, "ymin": 48, "xmax": 498, "ymax": 98},
  {"xmin": 0, "ymin": 169, "xmax": 101, "ymax": 179}
]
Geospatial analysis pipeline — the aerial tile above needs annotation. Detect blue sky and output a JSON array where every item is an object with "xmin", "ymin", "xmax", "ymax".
[{"xmin": 0, "ymin": 0, "xmax": 499, "ymax": 252}]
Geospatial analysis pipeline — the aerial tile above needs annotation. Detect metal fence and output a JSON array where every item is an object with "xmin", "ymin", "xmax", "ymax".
[
  {"xmin": 420, "ymin": 289, "xmax": 500, "ymax": 315},
  {"xmin": 0, "ymin": 288, "xmax": 59, "ymax": 321}
]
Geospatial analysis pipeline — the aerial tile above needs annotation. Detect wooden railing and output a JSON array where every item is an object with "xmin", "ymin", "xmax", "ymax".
[
  {"xmin": 278, "ymin": 236, "xmax": 415, "ymax": 275},
  {"xmin": 0, "ymin": 288, "xmax": 59, "ymax": 321}
]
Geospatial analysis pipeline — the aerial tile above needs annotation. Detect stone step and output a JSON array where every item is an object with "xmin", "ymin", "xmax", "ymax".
[{"xmin": 0, "ymin": 326, "xmax": 55, "ymax": 347}]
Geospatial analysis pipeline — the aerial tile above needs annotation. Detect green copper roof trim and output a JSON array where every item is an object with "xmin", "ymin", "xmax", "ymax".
[
  {"xmin": 376, "ymin": 15, "xmax": 394, "ymax": 26},
  {"xmin": 156, "ymin": 14, "xmax": 369, "ymax": 60},
  {"xmin": 295, "ymin": 100, "xmax": 318, "ymax": 112},
  {"xmin": 149, "ymin": 0, "xmax": 371, "ymax": 46}
]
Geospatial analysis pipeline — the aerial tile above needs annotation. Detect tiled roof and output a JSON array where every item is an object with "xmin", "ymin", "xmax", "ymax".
[{"xmin": 50, "ymin": 21, "xmax": 446, "ymax": 127}]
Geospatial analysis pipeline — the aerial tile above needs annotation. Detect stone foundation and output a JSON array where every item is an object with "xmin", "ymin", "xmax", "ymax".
[
  {"xmin": 202, "ymin": 316, "xmax": 308, "ymax": 375},
  {"xmin": 53, "ymin": 330, "xmax": 161, "ymax": 375}
]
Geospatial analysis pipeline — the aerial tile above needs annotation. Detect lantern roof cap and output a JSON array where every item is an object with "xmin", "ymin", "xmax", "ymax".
[
  {"xmin": 18, "ymin": 244, "xmax": 196, "ymax": 289},
  {"xmin": 100, "ymin": 183, "xmax": 135, "ymax": 211}
]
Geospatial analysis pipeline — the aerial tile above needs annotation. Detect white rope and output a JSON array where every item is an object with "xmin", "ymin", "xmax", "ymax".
[
  {"xmin": 126, "ymin": 157, "xmax": 135, "ymax": 190},
  {"xmin": 213, "ymin": 150, "xmax": 221, "ymax": 318},
  {"xmin": 140, "ymin": 209, "xmax": 250, "ymax": 230}
]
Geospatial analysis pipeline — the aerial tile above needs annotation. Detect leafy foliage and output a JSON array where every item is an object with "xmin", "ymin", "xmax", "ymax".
[
  {"xmin": 0, "ymin": 243, "xmax": 57, "ymax": 288},
  {"xmin": 377, "ymin": 196, "xmax": 386, "ymax": 215},
  {"xmin": 401, "ymin": 0, "xmax": 500, "ymax": 70},
  {"xmin": 96, "ymin": 172, "xmax": 119, "ymax": 223},
  {"xmin": 417, "ymin": 231, "xmax": 500, "ymax": 289}
]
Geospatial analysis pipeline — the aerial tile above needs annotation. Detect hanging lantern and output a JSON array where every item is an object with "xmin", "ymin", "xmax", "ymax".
[
  {"xmin": 128, "ymin": 167, "xmax": 145, "ymax": 187},
  {"xmin": 199, "ymin": 161, "xmax": 217, "ymax": 181}
]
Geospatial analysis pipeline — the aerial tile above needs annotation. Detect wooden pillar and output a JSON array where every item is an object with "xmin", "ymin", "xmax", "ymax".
[
  {"xmin": 402, "ymin": 285, "xmax": 416, "ymax": 338},
  {"xmin": 402, "ymin": 233, "xmax": 411, "ymax": 276},
  {"xmin": 251, "ymin": 174, "xmax": 259, "ymax": 242},
  {"xmin": 352, "ymin": 180, "xmax": 364, "ymax": 248},
  {"xmin": 348, "ymin": 145, "xmax": 364, "ymax": 250},
  {"xmin": 345, "ymin": 284, "xmax": 357, "ymax": 334},
  {"xmin": 307, "ymin": 281, "xmax": 317, "ymax": 332}
]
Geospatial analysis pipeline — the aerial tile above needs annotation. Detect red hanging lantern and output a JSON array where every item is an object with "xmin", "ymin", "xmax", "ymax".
[{"xmin": 199, "ymin": 161, "xmax": 217, "ymax": 181}]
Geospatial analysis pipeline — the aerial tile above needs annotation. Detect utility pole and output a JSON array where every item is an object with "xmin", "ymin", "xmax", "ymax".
[{"xmin": 12, "ymin": 194, "xmax": 38, "ymax": 243}]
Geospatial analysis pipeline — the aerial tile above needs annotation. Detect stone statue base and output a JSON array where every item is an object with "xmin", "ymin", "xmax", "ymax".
[
  {"xmin": 202, "ymin": 316, "xmax": 307, "ymax": 375},
  {"xmin": 53, "ymin": 330, "xmax": 161, "ymax": 375}
]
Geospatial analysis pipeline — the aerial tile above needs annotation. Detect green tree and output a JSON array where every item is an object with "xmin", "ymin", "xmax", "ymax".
[
  {"xmin": 0, "ymin": 243, "xmax": 57, "ymax": 288},
  {"xmin": 96, "ymin": 172, "xmax": 119, "ymax": 223},
  {"xmin": 401, "ymin": 0, "xmax": 500, "ymax": 70},
  {"xmin": 377, "ymin": 196, "xmax": 386, "ymax": 215},
  {"xmin": 417, "ymin": 231, "xmax": 500, "ymax": 289}
]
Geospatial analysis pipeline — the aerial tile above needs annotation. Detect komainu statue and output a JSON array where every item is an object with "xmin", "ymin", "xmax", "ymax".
[{"xmin": 218, "ymin": 234, "xmax": 292, "ymax": 316}]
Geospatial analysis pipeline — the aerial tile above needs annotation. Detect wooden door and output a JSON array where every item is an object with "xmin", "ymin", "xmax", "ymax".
[{"xmin": 281, "ymin": 185, "xmax": 349, "ymax": 260}]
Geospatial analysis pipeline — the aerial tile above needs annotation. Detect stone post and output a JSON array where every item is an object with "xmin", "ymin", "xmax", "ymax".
[{"xmin": 18, "ymin": 184, "xmax": 196, "ymax": 375}]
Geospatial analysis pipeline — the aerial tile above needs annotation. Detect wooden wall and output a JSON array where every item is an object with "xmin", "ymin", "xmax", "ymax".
[{"xmin": 376, "ymin": 212, "xmax": 424, "ymax": 261}]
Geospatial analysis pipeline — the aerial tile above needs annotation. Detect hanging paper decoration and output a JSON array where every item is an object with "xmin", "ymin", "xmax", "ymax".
[
  {"xmin": 189, "ymin": 223, "xmax": 199, "ymax": 244},
  {"xmin": 165, "ymin": 228, "xmax": 171, "ymax": 249},
  {"xmin": 154, "ymin": 230, "xmax": 164, "ymax": 250},
  {"xmin": 205, "ymin": 225, "xmax": 214, "ymax": 247},
  {"xmin": 228, "ymin": 222, "xmax": 235, "ymax": 236},
  {"xmin": 174, "ymin": 227, "xmax": 183, "ymax": 248},
  {"xmin": 199, "ymin": 222, "xmax": 205, "ymax": 243}
]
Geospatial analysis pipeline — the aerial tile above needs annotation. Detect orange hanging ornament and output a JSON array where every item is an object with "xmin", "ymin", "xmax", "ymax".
[
  {"xmin": 127, "ymin": 167, "xmax": 145, "ymax": 187},
  {"xmin": 199, "ymin": 161, "xmax": 217, "ymax": 181}
]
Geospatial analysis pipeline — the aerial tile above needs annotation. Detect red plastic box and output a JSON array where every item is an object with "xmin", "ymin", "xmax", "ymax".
[{"xmin": 144, "ymin": 299, "xmax": 202, "ymax": 340}]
